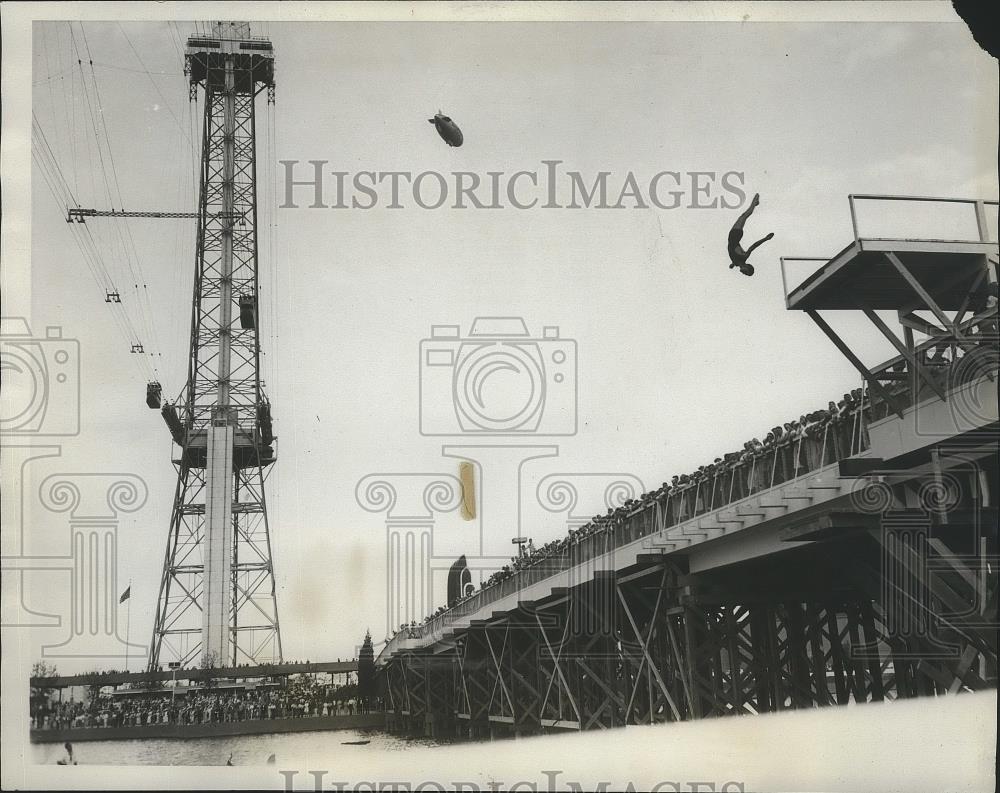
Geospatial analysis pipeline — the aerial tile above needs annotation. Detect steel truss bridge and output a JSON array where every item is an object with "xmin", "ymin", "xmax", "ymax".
[{"xmin": 375, "ymin": 195, "xmax": 999, "ymax": 738}]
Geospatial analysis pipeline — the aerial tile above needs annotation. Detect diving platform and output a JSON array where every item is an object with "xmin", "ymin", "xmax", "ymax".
[
  {"xmin": 785, "ymin": 239, "xmax": 995, "ymax": 311},
  {"xmin": 782, "ymin": 194, "xmax": 998, "ymax": 311},
  {"xmin": 781, "ymin": 194, "xmax": 998, "ymax": 422}
]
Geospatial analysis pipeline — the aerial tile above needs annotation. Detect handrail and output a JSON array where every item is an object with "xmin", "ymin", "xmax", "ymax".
[
  {"xmin": 396, "ymin": 414, "xmax": 874, "ymax": 648},
  {"xmin": 782, "ymin": 193, "xmax": 998, "ymax": 304},
  {"xmin": 779, "ymin": 256, "xmax": 831, "ymax": 304},
  {"xmin": 847, "ymin": 194, "xmax": 999, "ymax": 204},
  {"xmin": 847, "ymin": 194, "xmax": 998, "ymax": 245}
]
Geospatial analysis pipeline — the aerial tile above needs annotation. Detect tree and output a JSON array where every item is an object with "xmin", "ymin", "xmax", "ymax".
[
  {"xmin": 84, "ymin": 669, "xmax": 104, "ymax": 706},
  {"xmin": 199, "ymin": 650, "xmax": 220, "ymax": 689},
  {"xmin": 30, "ymin": 661, "xmax": 59, "ymax": 720},
  {"xmin": 31, "ymin": 660, "xmax": 58, "ymax": 679}
]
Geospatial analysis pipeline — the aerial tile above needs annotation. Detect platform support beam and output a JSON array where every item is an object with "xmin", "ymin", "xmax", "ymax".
[
  {"xmin": 862, "ymin": 307, "xmax": 947, "ymax": 401},
  {"xmin": 806, "ymin": 310, "xmax": 906, "ymax": 417},
  {"xmin": 885, "ymin": 252, "xmax": 975, "ymax": 352}
]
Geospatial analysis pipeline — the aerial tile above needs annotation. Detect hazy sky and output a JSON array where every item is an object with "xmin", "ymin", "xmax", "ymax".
[{"xmin": 18, "ymin": 13, "xmax": 999, "ymax": 670}]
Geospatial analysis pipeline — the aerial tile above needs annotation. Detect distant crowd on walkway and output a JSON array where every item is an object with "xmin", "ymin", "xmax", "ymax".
[
  {"xmin": 31, "ymin": 675, "xmax": 377, "ymax": 731},
  {"xmin": 30, "ymin": 658, "xmax": 351, "ymax": 683},
  {"xmin": 388, "ymin": 324, "xmax": 997, "ymax": 643}
]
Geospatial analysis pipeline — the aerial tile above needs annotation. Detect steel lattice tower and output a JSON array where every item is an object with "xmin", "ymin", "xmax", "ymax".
[{"xmin": 150, "ymin": 22, "xmax": 281, "ymax": 669}]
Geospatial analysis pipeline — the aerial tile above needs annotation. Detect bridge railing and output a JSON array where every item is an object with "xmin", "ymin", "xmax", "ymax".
[
  {"xmin": 414, "ymin": 423, "xmax": 877, "ymax": 642},
  {"xmin": 398, "ymin": 339, "xmax": 998, "ymax": 649}
]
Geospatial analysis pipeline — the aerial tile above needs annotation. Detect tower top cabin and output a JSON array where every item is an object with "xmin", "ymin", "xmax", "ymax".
[{"xmin": 185, "ymin": 21, "xmax": 274, "ymax": 93}]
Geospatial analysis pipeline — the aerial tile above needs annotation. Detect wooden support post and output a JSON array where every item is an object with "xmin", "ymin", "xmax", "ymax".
[
  {"xmin": 783, "ymin": 602, "xmax": 814, "ymax": 708},
  {"xmin": 858, "ymin": 599, "xmax": 886, "ymax": 702},
  {"xmin": 844, "ymin": 604, "xmax": 868, "ymax": 702},
  {"xmin": 665, "ymin": 614, "xmax": 694, "ymax": 719},
  {"xmin": 803, "ymin": 603, "xmax": 829, "ymax": 706},
  {"xmin": 535, "ymin": 610, "xmax": 582, "ymax": 728},
  {"xmin": 484, "ymin": 623, "xmax": 516, "ymax": 724},
  {"xmin": 947, "ymin": 645, "xmax": 981, "ymax": 694},
  {"xmin": 509, "ymin": 625, "xmax": 542, "ymax": 735},
  {"xmin": 748, "ymin": 606, "xmax": 775, "ymax": 713},
  {"xmin": 617, "ymin": 585, "xmax": 681, "ymax": 721},
  {"xmin": 724, "ymin": 607, "xmax": 744, "ymax": 712},
  {"xmin": 825, "ymin": 606, "xmax": 850, "ymax": 705},
  {"xmin": 683, "ymin": 605, "xmax": 707, "ymax": 719}
]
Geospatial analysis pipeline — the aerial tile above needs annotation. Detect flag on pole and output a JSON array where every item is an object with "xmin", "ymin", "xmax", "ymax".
[{"xmin": 119, "ymin": 586, "xmax": 131, "ymax": 604}]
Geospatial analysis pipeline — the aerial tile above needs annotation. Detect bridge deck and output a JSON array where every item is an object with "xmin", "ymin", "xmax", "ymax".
[
  {"xmin": 380, "ymin": 458, "xmax": 865, "ymax": 662},
  {"xmin": 378, "ymin": 371, "xmax": 998, "ymax": 665}
]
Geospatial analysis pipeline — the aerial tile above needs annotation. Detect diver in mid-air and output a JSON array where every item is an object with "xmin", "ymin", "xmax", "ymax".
[
  {"xmin": 728, "ymin": 193, "xmax": 773, "ymax": 276},
  {"xmin": 429, "ymin": 111, "xmax": 463, "ymax": 147}
]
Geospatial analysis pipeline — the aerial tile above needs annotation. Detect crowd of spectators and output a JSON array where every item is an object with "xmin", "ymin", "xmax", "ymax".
[
  {"xmin": 387, "ymin": 325, "xmax": 997, "ymax": 644},
  {"xmin": 30, "ymin": 659, "xmax": 350, "ymax": 684},
  {"xmin": 30, "ymin": 674, "xmax": 374, "ymax": 731},
  {"xmin": 388, "ymin": 388, "xmax": 875, "ymax": 642}
]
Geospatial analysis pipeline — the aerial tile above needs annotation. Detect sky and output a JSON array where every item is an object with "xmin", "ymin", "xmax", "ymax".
[{"xmin": 13, "ymin": 12, "xmax": 1000, "ymax": 672}]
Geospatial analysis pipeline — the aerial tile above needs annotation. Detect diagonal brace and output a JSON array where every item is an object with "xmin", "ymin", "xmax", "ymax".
[
  {"xmin": 807, "ymin": 310, "xmax": 906, "ymax": 418},
  {"xmin": 863, "ymin": 308, "xmax": 946, "ymax": 401}
]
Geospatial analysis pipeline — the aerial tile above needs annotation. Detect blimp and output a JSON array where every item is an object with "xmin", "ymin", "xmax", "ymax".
[{"xmin": 429, "ymin": 111, "xmax": 463, "ymax": 147}]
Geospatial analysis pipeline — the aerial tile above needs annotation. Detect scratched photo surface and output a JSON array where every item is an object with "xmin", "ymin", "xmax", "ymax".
[{"xmin": 2, "ymin": 3, "xmax": 997, "ymax": 791}]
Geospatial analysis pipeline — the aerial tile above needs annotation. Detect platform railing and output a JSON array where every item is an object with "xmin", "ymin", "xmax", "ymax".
[
  {"xmin": 781, "ymin": 195, "xmax": 998, "ymax": 309},
  {"xmin": 847, "ymin": 194, "xmax": 999, "ymax": 245},
  {"xmin": 779, "ymin": 256, "xmax": 832, "ymax": 304}
]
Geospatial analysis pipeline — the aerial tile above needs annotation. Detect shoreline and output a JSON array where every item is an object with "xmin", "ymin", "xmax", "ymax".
[{"xmin": 29, "ymin": 713, "xmax": 385, "ymax": 744}]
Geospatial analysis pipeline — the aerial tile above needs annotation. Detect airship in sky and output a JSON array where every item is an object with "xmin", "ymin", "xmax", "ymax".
[{"xmin": 428, "ymin": 111, "xmax": 463, "ymax": 147}]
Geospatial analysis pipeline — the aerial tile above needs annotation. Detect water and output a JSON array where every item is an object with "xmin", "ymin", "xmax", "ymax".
[
  {"xmin": 25, "ymin": 693, "xmax": 998, "ymax": 791},
  {"xmin": 30, "ymin": 728, "xmax": 441, "ymax": 766}
]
